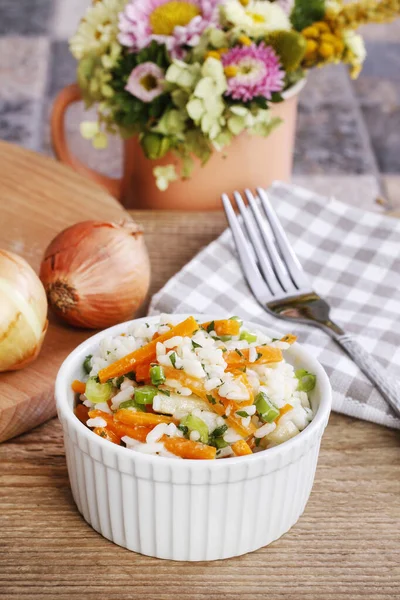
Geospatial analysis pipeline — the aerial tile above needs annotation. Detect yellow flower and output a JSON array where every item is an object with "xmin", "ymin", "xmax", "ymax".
[
  {"xmin": 319, "ymin": 42, "xmax": 335, "ymax": 58},
  {"xmin": 301, "ymin": 20, "xmax": 345, "ymax": 67}
]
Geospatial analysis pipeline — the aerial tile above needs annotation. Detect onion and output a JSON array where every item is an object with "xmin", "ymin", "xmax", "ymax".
[
  {"xmin": 0, "ymin": 250, "xmax": 48, "ymax": 372},
  {"xmin": 39, "ymin": 220, "xmax": 151, "ymax": 329}
]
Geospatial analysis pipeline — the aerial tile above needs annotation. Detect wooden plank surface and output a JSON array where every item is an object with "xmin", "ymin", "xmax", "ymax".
[
  {"xmin": 1, "ymin": 205, "xmax": 400, "ymax": 598},
  {"xmin": 0, "ymin": 141, "xmax": 130, "ymax": 442}
]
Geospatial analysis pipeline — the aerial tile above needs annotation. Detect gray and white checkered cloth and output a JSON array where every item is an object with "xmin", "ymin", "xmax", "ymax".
[{"xmin": 149, "ymin": 182, "xmax": 400, "ymax": 430}]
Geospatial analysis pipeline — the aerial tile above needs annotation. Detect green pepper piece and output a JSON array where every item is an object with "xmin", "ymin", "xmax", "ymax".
[
  {"xmin": 150, "ymin": 365, "xmax": 166, "ymax": 386},
  {"xmin": 85, "ymin": 377, "xmax": 113, "ymax": 404},
  {"xmin": 119, "ymin": 398, "xmax": 145, "ymax": 412},
  {"xmin": 295, "ymin": 369, "xmax": 316, "ymax": 392},
  {"xmin": 180, "ymin": 414, "xmax": 209, "ymax": 444},
  {"xmin": 134, "ymin": 385, "xmax": 158, "ymax": 405},
  {"xmin": 239, "ymin": 330, "xmax": 258, "ymax": 343},
  {"xmin": 255, "ymin": 392, "xmax": 280, "ymax": 423}
]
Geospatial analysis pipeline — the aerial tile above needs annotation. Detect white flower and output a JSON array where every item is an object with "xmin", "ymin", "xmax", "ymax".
[
  {"xmin": 343, "ymin": 30, "xmax": 366, "ymax": 65},
  {"xmin": 153, "ymin": 165, "xmax": 178, "ymax": 191},
  {"xmin": 325, "ymin": 0, "xmax": 342, "ymax": 18},
  {"xmin": 70, "ymin": 0, "xmax": 126, "ymax": 60},
  {"xmin": 222, "ymin": 0, "xmax": 290, "ymax": 38}
]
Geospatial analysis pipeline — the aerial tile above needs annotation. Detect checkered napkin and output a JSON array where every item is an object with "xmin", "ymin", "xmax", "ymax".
[{"xmin": 149, "ymin": 182, "xmax": 400, "ymax": 430}]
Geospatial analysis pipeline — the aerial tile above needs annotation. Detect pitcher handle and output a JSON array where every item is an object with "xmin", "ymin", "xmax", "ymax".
[{"xmin": 50, "ymin": 83, "xmax": 122, "ymax": 200}]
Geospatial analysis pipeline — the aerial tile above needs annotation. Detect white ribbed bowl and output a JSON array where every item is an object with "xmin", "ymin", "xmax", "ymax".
[{"xmin": 55, "ymin": 314, "xmax": 331, "ymax": 561}]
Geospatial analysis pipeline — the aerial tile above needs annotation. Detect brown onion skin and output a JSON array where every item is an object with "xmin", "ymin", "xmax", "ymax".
[{"xmin": 39, "ymin": 220, "xmax": 151, "ymax": 329}]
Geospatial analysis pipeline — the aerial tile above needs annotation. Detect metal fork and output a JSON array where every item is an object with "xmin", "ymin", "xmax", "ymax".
[{"xmin": 222, "ymin": 187, "xmax": 400, "ymax": 418}]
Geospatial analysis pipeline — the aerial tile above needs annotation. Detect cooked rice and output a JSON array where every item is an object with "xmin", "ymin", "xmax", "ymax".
[{"xmin": 77, "ymin": 314, "xmax": 316, "ymax": 459}]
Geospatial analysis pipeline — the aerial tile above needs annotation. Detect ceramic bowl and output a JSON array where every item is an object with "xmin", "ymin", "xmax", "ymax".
[{"xmin": 55, "ymin": 314, "xmax": 331, "ymax": 561}]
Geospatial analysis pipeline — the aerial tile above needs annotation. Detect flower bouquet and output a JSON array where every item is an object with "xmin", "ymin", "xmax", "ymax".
[{"xmin": 70, "ymin": 0, "xmax": 399, "ymax": 191}]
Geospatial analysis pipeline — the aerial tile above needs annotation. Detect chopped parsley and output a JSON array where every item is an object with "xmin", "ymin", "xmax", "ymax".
[
  {"xmin": 256, "ymin": 352, "xmax": 262, "ymax": 361},
  {"xmin": 206, "ymin": 394, "xmax": 216, "ymax": 405},
  {"xmin": 158, "ymin": 389, "xmax": 171, "ymax": 396},
  {"xmin": 235, "ymin": 349, "xmax": 244, "ymax": 357},
  {"xmin": 126, "ymin": 371, "xmax": 136, "ymax": 381},
  {"xmin": 169, "ymin": 352, "xmax": 177, "ymax": 368},
  {"xmin": 177, "ymin": 425, "xmax": 189, "ymax": 436},
  {"xmin": 236, "ymin": 410, "xmax": 249, "ymax": 418},
  {"xmin": 115, "ymin": 376, "xmax": 124, "ymax": 388},
  {"xmin": 83, "ymin": 355, "xmax": 92, "ymax": 374},
  {"xmin": 206, "ymin": 320, "xmax": 215, "ymax": 333},
  {"xmin": 212, "ymin": 425, "xmax": 228, "ymax": 438},
  {"xmin": 192, "ymin": 340, "xmax": 202, "ymax": 349}
]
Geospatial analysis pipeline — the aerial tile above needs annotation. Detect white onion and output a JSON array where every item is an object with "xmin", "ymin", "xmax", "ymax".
[{"xmin": 0, "ymin": 250, "xmax": 48, "ymax": 371}]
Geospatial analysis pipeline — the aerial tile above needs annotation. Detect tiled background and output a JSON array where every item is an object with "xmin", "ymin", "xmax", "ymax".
[{"xmin": 1, "ymin": 0, "xmax": 399, "ymax": 212}]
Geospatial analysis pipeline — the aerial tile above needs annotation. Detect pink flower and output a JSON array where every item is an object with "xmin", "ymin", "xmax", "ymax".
[
  {"xmin": 222, "ymin": 43, "xmax": 285, "ymax": 103},
  {"xmin": 118, "ymin": 0, "xmax": 218, "ymax": 56},
  {"xmin": 125, "ymin": 62, "xmax": 164, "ymax": 102}
]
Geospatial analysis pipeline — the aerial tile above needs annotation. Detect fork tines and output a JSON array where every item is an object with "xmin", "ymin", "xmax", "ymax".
[{"xmin": 221, "ymin": 188, "xmax": 312, "ymax": 304}]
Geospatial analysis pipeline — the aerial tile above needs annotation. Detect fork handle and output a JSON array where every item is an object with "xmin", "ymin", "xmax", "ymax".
[{"xmin": 335, "ymin": 334, "xmax": 400, "ymax": 418}]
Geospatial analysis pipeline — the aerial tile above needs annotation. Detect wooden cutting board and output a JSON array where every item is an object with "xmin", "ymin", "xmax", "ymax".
[{"xmin": 0, "ymin": 141, "xmax": 130, "ymax": 442}]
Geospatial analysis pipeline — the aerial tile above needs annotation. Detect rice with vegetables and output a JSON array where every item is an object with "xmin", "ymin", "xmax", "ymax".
[{"xmin": 72, "ymin": 316, "xmax": 316, "ymax": 459}]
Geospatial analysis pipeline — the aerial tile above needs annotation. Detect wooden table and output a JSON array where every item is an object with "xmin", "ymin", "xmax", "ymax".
[{"xmin": 1, "ymin": 161, "xmax": 400, "ymax": 599}]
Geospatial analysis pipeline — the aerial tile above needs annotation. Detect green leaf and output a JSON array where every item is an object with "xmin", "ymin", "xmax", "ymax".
[
  {"xmin": 206, "ymin": 394, "xmax": 216, "ymax": 405},
  {"xmin": 227, "ymin": 115, "xmax": 246, "ymax": 136},
  {"xmin": 181, "ymin": 155, "xmax": 194, "ymax": 179},
  {"xmin": 291, "ymin": 0, "xmax": 325, "ymax": 31},
  {"xmin": 269, "ymin": 91, "xmax": 284, "ymax": 103}
]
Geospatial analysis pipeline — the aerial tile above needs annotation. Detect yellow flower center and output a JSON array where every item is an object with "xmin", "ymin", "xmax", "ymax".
[
  {"xmin": 224, "ymin": 65, "xmax": 238, "ymax": 78},
  {"xmin": 238, "ymin": 34, "xmax": 252, "ymax": 46},
  {"xmin": 140, "ymin": 74, "xmax": 158, "ymax": 91},
  {"xmin": 246, "ymin": 11, "xmax": 265, "ymax": 23},
  {"xmin": 149, "ymin": 1, "xmax": 201, "ymax": 36}
]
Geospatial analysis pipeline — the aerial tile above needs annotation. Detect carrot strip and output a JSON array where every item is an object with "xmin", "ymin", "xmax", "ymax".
[
  {"xmin": 93, "ymin": 427, "xmax": 121, "ymax": 445},
  {"xmin": 201, "ymin": 319, "xmax": 240, "ymax": 337},
  {"xmin": 111, "ymin": 422, "xmax": 151, "ymax": 443},
  {"xmin": 135, "ymin": 362, "xmax": 150, "ymax": 382},
  {"xmin": 225, "ymin": 346, "xmax": 282, "ymax": 367},
  {"xmin": 71, "ymin": 380, "xmax": 86, "ymax": 394},
  {"xmin": 280, "ymin": 334, "xmax": 297, "ymax": 345},
  {"xmin": 114, "ymin": 408, "xmax": 176, "ymax": 427},
  {"xmin": 162, "ymin": 436, "xmax": 216, "ymax": 460},
  {"xmin": 231, "ymin": 440, "xmax": 253, "ymax": 456},
  {"xmin": 162, "ymin": 366, "xmax": 255, "ymax": 437},
  {"xmin": 276, "ymin": 403, "xmax": 293, "ymax": 422},
  {"xmin": 88, "ymin": 410, "xmax": 151, "ymax": 443},
  {"xmin": 74, "ymin": 403, "xmax": 89, "ymax": 424},
  {"xmin": 98, "ymin": 317, "xmax": 198, "ymax": 383}
]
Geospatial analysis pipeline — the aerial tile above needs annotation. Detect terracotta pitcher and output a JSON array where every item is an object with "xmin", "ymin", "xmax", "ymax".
[{"xmin": 51, "ymin": 80, "xmax": 305, "ymax": 210}]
